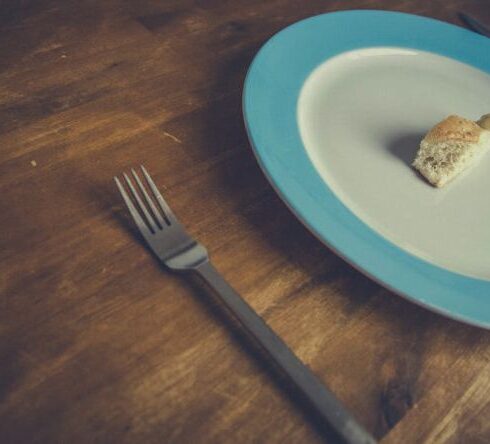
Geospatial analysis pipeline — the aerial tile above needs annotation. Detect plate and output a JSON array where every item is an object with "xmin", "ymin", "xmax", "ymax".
[{"xmin": 243, "ymin": 10, "xmax": 490, "ymax": 328}]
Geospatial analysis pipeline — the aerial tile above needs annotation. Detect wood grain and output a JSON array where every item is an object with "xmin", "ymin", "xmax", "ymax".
[{"xmin": 1, "ymin": 1, "xmax": 489, "ymax": 443}]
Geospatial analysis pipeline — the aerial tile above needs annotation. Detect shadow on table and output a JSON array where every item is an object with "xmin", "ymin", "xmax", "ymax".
[{"xmin": 200, "ymin": 43, "xmax": 382, "ymax": 309}]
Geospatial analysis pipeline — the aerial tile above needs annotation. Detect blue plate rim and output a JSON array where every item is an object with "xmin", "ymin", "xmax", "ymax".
[{"xmin": 242, "ymin": 10, "xmax": 490, "ymax": 328}]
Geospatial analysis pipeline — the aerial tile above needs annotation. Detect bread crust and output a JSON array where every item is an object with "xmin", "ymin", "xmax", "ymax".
[{"xmin": 423, "ymin": 115, "xmax": 483, "ymax": 144}]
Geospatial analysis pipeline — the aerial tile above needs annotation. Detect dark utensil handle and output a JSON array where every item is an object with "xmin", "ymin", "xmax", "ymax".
[
  {"xmin": 195, "ymin": 261, "xmax": 376, "ymax": 444},
  {"xmin": 459, "ymin": 12, "xmax": 490, "ymax": 38}
]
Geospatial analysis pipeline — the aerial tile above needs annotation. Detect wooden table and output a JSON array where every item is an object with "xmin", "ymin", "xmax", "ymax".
[{"xmin": 1, "ymin": 1, "xmax": 489, "ymax": 443}]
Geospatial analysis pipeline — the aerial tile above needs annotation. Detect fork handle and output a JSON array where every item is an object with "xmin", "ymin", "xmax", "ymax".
[{"xmin": 194, "ymin": 261, "xmax": 376, "ymax": 444}]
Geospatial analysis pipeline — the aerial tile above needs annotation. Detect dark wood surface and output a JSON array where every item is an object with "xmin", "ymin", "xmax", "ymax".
[{"xmin": 1, "ymin": 1, "xmax": 490, "ymax": 443}]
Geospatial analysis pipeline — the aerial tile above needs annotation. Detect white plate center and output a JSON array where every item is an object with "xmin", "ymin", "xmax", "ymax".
[{"xmin": 298, "ymin": 47, "xmax": 490, "ymax": 279}]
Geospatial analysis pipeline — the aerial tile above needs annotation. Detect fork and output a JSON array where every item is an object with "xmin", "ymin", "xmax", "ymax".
[{"xmin": 115, "ymin": 166, "xmax": 376, "ymax": 444}]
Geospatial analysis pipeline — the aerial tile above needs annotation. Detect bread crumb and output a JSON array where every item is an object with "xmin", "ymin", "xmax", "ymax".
[
  {"xmin": 61, "ymin": 54, "xmax": 67, "ymax": 59},
  {"xmin": 30, "ymin": 160, "xmax": 37, "ymax": 167},
  {"xmin": 478, "ymin": 114, "xmax": 490, "ymax": 130}
]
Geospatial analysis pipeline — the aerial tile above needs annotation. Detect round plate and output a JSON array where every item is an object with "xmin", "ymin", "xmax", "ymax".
[{"xmin": 243, "ymin": 10, "xmax": 490, "ymax": 328}]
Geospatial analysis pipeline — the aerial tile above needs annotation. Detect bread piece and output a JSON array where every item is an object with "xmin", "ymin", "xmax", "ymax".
[{"xmin": 412, "ymin": 115, "xmax": 490, "ymax": 187}]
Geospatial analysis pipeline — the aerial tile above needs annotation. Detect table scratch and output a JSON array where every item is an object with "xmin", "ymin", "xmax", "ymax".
[{"xmin": 163, "ymin": 131, "xmax": 182, "ymax": 144}]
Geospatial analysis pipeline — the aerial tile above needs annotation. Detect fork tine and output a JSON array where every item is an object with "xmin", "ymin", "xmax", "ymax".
[
  {"xmin": 114, "ymin": 177, "xmax": 152, "ymax": 239},
  {"xmin": 123, "ymin": 173, "xmax": 159, "ymax": 233},
  {"xmin": 141, "ymin": 165, "xmax": 176, "ymax": 223},
  {"xmin": 131, "ymin": 168, "xmax": 166, "ymax": 228}
]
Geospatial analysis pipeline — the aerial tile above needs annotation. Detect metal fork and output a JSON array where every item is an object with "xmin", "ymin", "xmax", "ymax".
[{"xmin": 115, "ymin": 166, "xmax": 376, "ymax": 444}]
